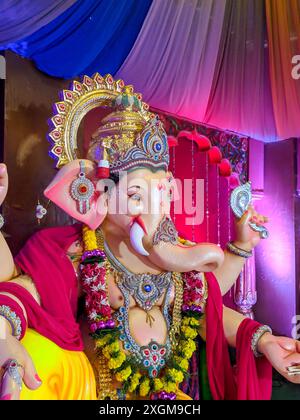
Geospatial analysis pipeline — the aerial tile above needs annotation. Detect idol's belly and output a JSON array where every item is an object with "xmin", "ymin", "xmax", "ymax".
[
  {"xmin": 128, "ymin": 305, "xmax": 168, "ymax": 346},
  {"xmin": 81, "ymin": 305, "xmax": 168, "ymax": 365}
]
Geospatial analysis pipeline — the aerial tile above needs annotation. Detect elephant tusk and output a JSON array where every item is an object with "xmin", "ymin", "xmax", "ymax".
[
  {"xmin": 130, "ymin": 215, "xmax": 148, "ymax": 235},
  {"xmin": 130, "ymin": 221, "xmax": 149, "ymax": 256}
]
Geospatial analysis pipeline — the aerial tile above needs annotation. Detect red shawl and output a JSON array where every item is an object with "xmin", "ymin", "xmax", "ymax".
[
  {"xmin": 205, "ymin": 271, "xmax": 272, "ymax": 400},
  {"xmin": 0, "ymin": 225, "xmax": 272, "ymax": 399},
  {"xmin": 0, "ymin": 224, "xmax": 83, "ymax": 351}
]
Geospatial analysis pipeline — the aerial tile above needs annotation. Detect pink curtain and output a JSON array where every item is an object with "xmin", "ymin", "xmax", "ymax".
[
  {"xmin": 204, "ymin": 0, "xmax": 277, "ymax": 142},
  {"xmin": 265, "ymin": 0, "xmax": 300, "ymax": 139},
  {"xmin": 117, "ymin": 0, "xmax": 226, "ymax": 122},
  {"xmin": 169, "ymin": 137, "xmax": 233, "ymax": 248},
  {"xmin": 157, "ymin": 110, "xmax": 251, "ymax": 310},
  {"xmin": 117, "ymin": 0, "xmax": 279, "ymax": 142}
]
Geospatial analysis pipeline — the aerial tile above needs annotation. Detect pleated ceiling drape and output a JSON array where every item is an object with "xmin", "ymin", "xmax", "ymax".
[
  {"xmin": 265, "ymin": 0, "xmax": 300, "ymax": 139},
  {"xmin": 203, "ymin": 0, "xmax": 277, "ymax": 141},
  {"xmin": 117, "ymin": 0, "xmax": 226, "ymax": 124},
  {"xmin": 117, "ymin": 0, "xmax": 280, "ymax": 141},
  {"xmin": 1, "ymin": 0, "xmax": 152, "ymax": 78},
  {"xmin": 1, "ymin": 0, "xmax": 300, "ymax": 142},
  {"xmin": 0, "ymin": 0, "xmax": 76, "ymax": 44}
]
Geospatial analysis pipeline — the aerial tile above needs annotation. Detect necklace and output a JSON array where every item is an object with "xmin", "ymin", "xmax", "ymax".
[
  {"xmin": 104, "ymin": 239, "xmax": 172, "ymax": 312},
  {"xmin": 81, "ymin": 227, "xmax": 207, "ymax": 400},
  {"xmin": 104, "ymin": 240, "xmax": 175, "ymax": 378}
]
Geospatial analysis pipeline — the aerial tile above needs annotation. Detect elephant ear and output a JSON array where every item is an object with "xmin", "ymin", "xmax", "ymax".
[{"xmin": 44, "ymin": 159, "xmax": 107, "ymax": 230}]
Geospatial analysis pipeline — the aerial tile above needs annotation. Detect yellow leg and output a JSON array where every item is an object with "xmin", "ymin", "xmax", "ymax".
[{"xmin": 20, "ymin": 329, "xmax": 97, "ymax": 400}]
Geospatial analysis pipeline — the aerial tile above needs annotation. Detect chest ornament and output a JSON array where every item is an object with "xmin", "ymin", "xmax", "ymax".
[
  {"xmin": 80, "ymin": 227, "xmax": 207, "ymax": 400},
  {"xmin": 120, "ymin": 272, "xmax": 172, "ymax": 312}
]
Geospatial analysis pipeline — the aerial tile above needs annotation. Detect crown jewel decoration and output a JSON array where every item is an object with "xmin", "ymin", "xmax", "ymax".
[{"xmin": 47, "ymin": 74, "xmax": 169, "ymax": 176}]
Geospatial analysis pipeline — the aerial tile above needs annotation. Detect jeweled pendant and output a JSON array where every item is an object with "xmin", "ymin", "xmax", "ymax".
[
  {"xmin": 70, "ymin": 160, "xmax": 95, "ymax": 214},
  {"xmin": 140, "ymin": 341, "xmax": 168, "ymax": 378},
  {"xmin": 144, "ymin": 284, "xmax": 152, "ymax": 293}
]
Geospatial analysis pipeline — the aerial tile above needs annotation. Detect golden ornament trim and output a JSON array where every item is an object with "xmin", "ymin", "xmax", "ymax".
[{"xmin": 47, "ymin": 74, "xmax": 150, "ymax": 168}]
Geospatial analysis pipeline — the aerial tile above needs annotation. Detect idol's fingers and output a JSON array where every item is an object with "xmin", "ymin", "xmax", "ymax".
[
  {"xmin": 284, "ymin": 356, "xmax": 300, "ymax": 385},
  {"xmin": 22, "ymin": 350, "xmax": 42, "ymax": 391},
  {"xmin": 0, "ymin": 361, "xmax": 24, "ymax": 400},
  {"xmin": 0, "ymin": 164, "xmax": 8, "ymax": 206},
  {"xmin": 0, "ymin": 352, "xmax": 42, "ymax": 400},
  {"xmin": 0, "ymin": 164, "xmax": 8, "ymax": 189},
  {"xmin": 248, "ymin": 205, "xmax": 268, "ymax": 225},
  {"xmin": 238, "ymin": 211, "xmax": 250, "ymax": 227}
]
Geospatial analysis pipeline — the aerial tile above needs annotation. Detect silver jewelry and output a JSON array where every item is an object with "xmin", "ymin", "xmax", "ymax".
[
  {"xmin": 0, "ymin": 214, "xmax": 4, "ymax": 230},
  {"xmin": 120, "ymin": 272, "xmax": 172, "ymax": 312},
  {"xmin": 105, "ymin": 238, "xmax": 172, "ymax": 311},
  {"xmin": 104, "ymin": 239, "xmax": 173, "ymax": 377},
  {"xmin": 230, "ymin": 182, "xmax": 269, "ymax": 239},
  {"xmin": 286, "ymin": 365, "xmax": 300, "ymax": 376},
  {"xmin": 115, "ymin": 281, "xmax": 172, "ymax": 378},
  {"xmin": 70, "ymin": 160, "xmax": 95, "ymax": 214},
  {"xmin": 251, "ymin": 325, "xmax": 272, "ymax": 357},
  {"xmin": 0, "ymin": 305, "xmax": 22, "ymax": 339},
  {"xmin": 227, "ymin": 241, "xmax": 253, "ymax": 258},
  {"xmin": 4, "ymin": 359, "xmax": 24, "ymax": 390},
  {"xmin": 36, "ymin": 203, "xmax": 47, "ymax": 219},
  {"xmin": 35, "ymin": 199, "xmax": 51, "ymax": 223},
  {"xmin": 152, "ymin": 216, "xmax": 178, "ymax": 246}
]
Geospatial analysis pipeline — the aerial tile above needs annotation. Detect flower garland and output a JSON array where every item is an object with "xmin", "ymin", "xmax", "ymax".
[
  {"xmin": 81, "ymin": 226, "xmax": 115, "ymax": 331},
  {"xmin": 80, "ymin": 227, "xmax": 206, "ymax": 400}
]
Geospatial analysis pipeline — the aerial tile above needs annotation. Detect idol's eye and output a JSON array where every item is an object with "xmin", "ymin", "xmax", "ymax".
[
  {"xmin": 127, "ymin": 185, "xmax": 142, "ymax": 202},
  {"xmin": 128, "ymin": 193, "xmax": 141, "ymax": 202}
]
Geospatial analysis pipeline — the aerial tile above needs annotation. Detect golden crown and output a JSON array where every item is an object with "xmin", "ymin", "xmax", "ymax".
[{"xmin": 47, "ymin": 74, "xmax": 169, "ymax": 177}]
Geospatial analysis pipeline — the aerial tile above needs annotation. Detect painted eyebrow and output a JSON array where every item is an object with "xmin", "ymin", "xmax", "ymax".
[{"xmin": 127, "ymin": 185, "xmax": 141, "ymax": 191}]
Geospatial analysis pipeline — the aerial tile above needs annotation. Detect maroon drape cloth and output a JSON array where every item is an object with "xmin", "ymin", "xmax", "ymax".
[
  {"xmin": 205, "ymin": 271, "xmax": 273, "ymax": 400},
  {"xmin": 0, "ymin": 224, "xmax": 83, "ymax": 351}
]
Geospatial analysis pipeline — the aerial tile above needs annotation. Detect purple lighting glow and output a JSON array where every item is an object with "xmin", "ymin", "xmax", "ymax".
[{"xmin": 254, "ymin": 139, "xmax": 297, "ymax": 336}]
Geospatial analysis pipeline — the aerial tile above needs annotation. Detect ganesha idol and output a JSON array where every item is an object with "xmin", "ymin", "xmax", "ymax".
[{"xmin": 0, "ymin": 75, "xmax": 299, "ymax": 401}]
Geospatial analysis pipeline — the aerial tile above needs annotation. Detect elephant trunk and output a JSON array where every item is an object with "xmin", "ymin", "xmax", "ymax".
[
  {"xmin": 147, "ymin": 240, "xmax": 224, "ymax": 273},
  {"xmin": 129, "ymin": 220, "xmax": 224, "ymax": 272}
]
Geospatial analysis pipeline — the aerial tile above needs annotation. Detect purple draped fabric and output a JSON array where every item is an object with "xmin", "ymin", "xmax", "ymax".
[
  {"xmin": 0, "ymin": 0, "xmax": 76, "ymax": 44},
  {"xmin": 117, "ymin": 0, "xmax": 226, "ymax": 124},
  {"xmin": 117, "ymin": 0, "xmax": 279, "ymax": 142},
  {"xmin": 203, "ymin": 0, "xmax": 278, "ymax": 142}
]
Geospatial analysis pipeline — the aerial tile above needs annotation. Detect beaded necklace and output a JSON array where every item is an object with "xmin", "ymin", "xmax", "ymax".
[{"xmin": 80, "ymin": 226, "xmax": 207, "ymax": 400}]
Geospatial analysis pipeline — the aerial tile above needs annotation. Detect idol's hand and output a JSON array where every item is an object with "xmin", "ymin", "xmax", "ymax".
[
  {"xmin": 0, "ymin": 319, "xmax": 42, "ymax": 400},
  {"xmin": 233, "ymin": 205, "xmax": 268, "ymax": 251},
  {"xmin": 258, "ymin": 333, "xmax": 300, "ymax": 384},
  {"xmin": 0, "ymin": 163, "xmax": 8, "ymax": 207}
]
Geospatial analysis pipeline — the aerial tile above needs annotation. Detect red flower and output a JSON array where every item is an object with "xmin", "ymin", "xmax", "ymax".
[
  {"xmin": 194, "ymin": 279, "xmax": 203, "ymax": 289},
  {"xmin": 183, "ymin": 291, "xmax": 190, "ymax": 302},
  {"xmin": 99, "ymin": 305, "xmax": 111, "ymax": 317},
  {"xmin": 86, "ymin": 292, "xmax": 103, "ymax": 309},
  {"xmin": 189, "ymin": 290, "xmax": 200, "ymax": 302},
  {"xmin": 186, "ymin": 278, "xmax": 198, "ymax": 288}
]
